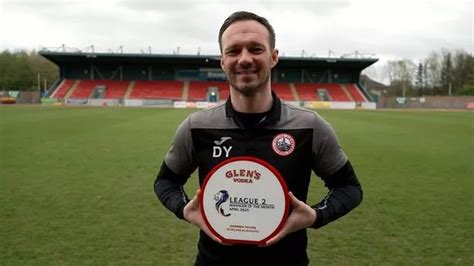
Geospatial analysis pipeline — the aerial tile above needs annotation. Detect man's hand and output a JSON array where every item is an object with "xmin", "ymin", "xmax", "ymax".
[
  {"xmin": 264, "ymin": 192, "xmax": 317, "ymax": 246},
  {"xmin": 183, "ymin": 189, "xmax": 223, "ymax": 244}
]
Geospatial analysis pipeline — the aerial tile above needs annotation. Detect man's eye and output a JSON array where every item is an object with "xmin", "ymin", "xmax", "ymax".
[
  {"xmin": 226, "ymin": 50, "xmax": 238, "ymax": 56},
  {"xmin": 251, "ymin": 48, "xmax": 264, "ymax": 54}
]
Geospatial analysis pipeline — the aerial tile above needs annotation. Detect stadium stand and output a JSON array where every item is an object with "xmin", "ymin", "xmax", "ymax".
[
  {"xmin": 271, "ymin": 83, "xmax": 294, "ymax": 101},
  {"xmin": 188, "ymin": 81, "xmax": 229, "ymax": 101},
  {"xmin": 294, "ymin": 83, "xmax": 320, "ymax": 101},
  {"xmin": 346, "ymin": 84, "xmax": 367, "ymax": 102},
  {"xmin": 293, "ymin": 83, "xmax": 368, "ymax": 102},
  {"xmin": 102, "ymin": 80, "xmax": 130, "ymax": 99},
  {"xmin": 49, "ymin": 79, "xmax": 368, "ymax": 103},
  {"xmin": 69, "ymin": 80, "xmax": 99, "ymax": 99},
  {"xmin": 217, "ymin": 84, "xmax": 230, "ymax": 101},
  {"xmin": 320, "ymin": 83, "xmax": 351, "ymax": 102},
  {"xmin": 61, "ymin": 80, "xmax": 131, "ymax": 99},
  {"xmin": 129, "ymin": 80, "xmax": 184, "ymax": 100},
  {"xmin": 40, "ymin": 51, "xmax": 377, "ymax": 105},
  {"xmin": 124, "ymin": 81, "xmax": 135, "ymax": 99},
  {"xmin": 51, "ymin": 79, "xmax": 74, "ymax": 99}
]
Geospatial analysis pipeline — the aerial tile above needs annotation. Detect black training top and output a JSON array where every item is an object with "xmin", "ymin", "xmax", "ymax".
[{"xmin": 154, "ymin": 93, "xmax": 362, "ymax": 265}]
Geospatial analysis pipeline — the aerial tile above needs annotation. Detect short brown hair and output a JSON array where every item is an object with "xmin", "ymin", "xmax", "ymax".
[{"xmin": 218, "ymin": 11, "xmax": 276, "ymax": 52}]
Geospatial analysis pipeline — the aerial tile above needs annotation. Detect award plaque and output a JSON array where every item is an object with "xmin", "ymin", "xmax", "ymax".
[{"xmin": 200, "ymin": 156, "xmax": 289, "ymax": 245}]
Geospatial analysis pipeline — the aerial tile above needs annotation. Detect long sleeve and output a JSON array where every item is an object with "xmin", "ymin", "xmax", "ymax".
[
  {"xmin": 311, "ymin": 160, "xmax": 363, "ymax": 228},
  {"xmin": 153, "ymin": 115, "xmax": 197, "ymax": 219},
  {"xmin": 153, "ymin": 161, "xmax": 190, "ymax": 220}
]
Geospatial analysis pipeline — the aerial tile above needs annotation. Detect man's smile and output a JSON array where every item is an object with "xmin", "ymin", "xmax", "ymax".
[{"xmin": 236, "ymin": 69, "xmax": 258, "ymax": 75}]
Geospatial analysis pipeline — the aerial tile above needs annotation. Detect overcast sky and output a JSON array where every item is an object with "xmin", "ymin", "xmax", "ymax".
[{"xmin": 0, "ymin": 0, "xmax": 472, "ymax": 82}]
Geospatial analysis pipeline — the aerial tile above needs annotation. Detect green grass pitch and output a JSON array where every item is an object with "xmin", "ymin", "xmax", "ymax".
[{"xmin": 1, "ymin": 106, "xmax": 473, "ymax": 265}]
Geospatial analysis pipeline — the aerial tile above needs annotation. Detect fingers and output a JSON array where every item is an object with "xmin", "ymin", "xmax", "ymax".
[
  {"xmin": 264, "ymin": 229, "xmax": 286, "ymax": 246},
  {"xmin": 264, "ymin": 192, "xmax": 315, "ymax": 247},
  {"xmin": 183, "ymin": 189, "xmax": 199, "ymax": 221},
  {"xmin": 190, "ymin": 189, "xmax": 200, "ymax": 205},
  {"xmin": 264, "ymin": 192, "xmax": 296, "ymax": 246},
  {"xmin": 184, "ymin": 189, "xmax": 223, "ymax": 244},
  {"xmin": 201, "ymin": 224, "xmax": 223, "ymax": 244},
  {"xmin": 288, "ymin": 191, "xmax": 303, "ymax": 207}
]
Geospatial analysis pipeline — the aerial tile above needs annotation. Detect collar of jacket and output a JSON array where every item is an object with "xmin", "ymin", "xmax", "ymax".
[{"xmin": 225, "ymin": 90, "xmax": 282, "ymax": 128}]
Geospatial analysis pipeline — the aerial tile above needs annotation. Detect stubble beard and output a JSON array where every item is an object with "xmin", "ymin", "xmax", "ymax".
[{"xmin": 229, "ymin": 70, "xmax": 271, "ymax": 97}]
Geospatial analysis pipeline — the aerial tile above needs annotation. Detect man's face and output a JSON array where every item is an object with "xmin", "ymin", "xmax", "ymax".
[{"xmin": 220, "ymin": 20, "xmax": 279, "ymax": 96}]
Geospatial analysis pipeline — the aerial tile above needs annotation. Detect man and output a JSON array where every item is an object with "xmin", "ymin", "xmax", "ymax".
[{"xmin": 154, "ymin": 11, "xmax": 363, "ymax": 265}]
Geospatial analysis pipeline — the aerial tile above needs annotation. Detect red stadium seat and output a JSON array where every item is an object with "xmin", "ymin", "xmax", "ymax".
[
  {"xmin": 69, "ymin": 80, "xmax": 98, "ymax": 99},
  {"xmin": 57, "ymin": 79, "xmax": 367, "ymax": 103},
  {"xmin": 129, "ymin": 81, "xmax": 184, "ymax": 100},
  {"xmin": 52, "ymin": 79, "xmax": 74, "ymax": 99},
  {"xmin": 294, "ymin": 83, "xmax": 319, "ymax": 101},
  {"xmin": 188, "ymin": 81, "xmax": 229, "ymax": 101},
  {"xmin": 68, "ymin": 80, "xmax": 131, "ymax": 99},
  {"xmin": 346, "ymin": 84, "xmax": 367, "ymax": 102},
  {"xmin": 102, "ymin": 80, "xmax": 130, "ymax": 99},
  {"xmin": 317, "ymin": 83, "xmax": 350, "ymax": 102},
  {"xmin": 271, "ymin": 83, "xmax": 294, "ymax": 101}
]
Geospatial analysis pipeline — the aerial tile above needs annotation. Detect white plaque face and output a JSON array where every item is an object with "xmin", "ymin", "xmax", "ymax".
[{"xmin": 200, "ymin": 156, "xmax": 289, "ymax": 245}]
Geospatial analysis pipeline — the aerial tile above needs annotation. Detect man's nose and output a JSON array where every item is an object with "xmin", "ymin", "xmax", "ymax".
[{"xmin": 238, "ymin": 49, "xmax": 252, "ymax": 66}]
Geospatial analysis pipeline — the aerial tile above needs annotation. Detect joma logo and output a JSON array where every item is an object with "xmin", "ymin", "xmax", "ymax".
[{"xmin": 213, "ymin": 137, "xmax": 232, "ymax": 158}]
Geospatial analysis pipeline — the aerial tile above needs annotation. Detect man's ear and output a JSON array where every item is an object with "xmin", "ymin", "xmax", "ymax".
[
  {"xmin": 220, "ymin": 55, "xmax": 225, "ymax": 71},
  {"xmin": 271, "ymin": 49, "xmax": 279, "ymax": 68}
]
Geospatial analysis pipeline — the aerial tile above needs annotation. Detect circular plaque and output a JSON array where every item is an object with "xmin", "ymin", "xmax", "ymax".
[{"xmin": 200, "ymin": 156, "xmax": 289, "ymax": 245}]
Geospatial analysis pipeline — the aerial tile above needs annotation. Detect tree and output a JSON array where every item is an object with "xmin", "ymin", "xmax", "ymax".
[
  {"xmin": 451, "ymin": 50, "xmax": 473, "ymax": 95},
  {"xmin": 28, "ymin": 50, "xmax": 59, "ymax": 92},
  {"xmin": 441, "ymin": 49, "xmax": 453, "ymax": 95},
  {"xmin": 385, "ymin": 59, "xmax": 416, "ymax": 96},
  {"xmin": 415, "ymin": 62, "xmax": 424, "ymax": 96},
  {"xmin": 424, "ymin": 51, "xmax": 442, "ymax": 95},
  {"xmin": 0, "ymin": 49, "xmax": 58, "ymax": 92},
  {"xmin": 0, "ymin": 50, "xmax": 35, "ymax": 90},
  {"xmin": 456, "ymin": 55, "xmax": 474, "ymax": 95}
]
